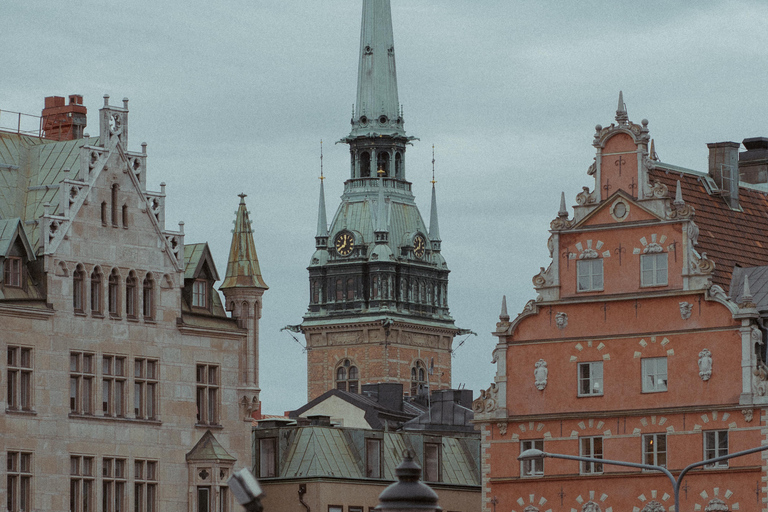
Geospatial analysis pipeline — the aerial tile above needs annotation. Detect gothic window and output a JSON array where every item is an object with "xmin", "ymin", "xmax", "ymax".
[
  {"xmin": 704, "ymin": 430, "xmax": 728, "ymax": 468},
  {"xmin": 346, "ymin": 278, "xmax": 354, "ymax": 300},
  {"xmin": 366, "ymin": 438, "xmax": 382, "ymax": 478},
  {"xmin": 336, "ymin": 359, "xmax": 359, "ymax": 393},
  {"xmin": 73, "ymin": 265, "xmax": 85, "ymax": 313},
  {"xmin": 111, "ymin": 184, "xmax": 119, "ymax": 227},
  {"xmin": 126, "ymin": 271, "xmax": 138, "ymax": 319},
  {"xmin": 350, "ymin": 152, "xmax": 356, "ymax": 178},
  {"xmin": 134, "ymin": 460, "xmax": 157, "ymax": 511},
  {"xmin": 102, "ymin": 355, "xmax": 126, "ymax": 417},
  {"xmin": 521, "ymin": 439, "xmax": 544, "ymax": 477},
  {"xmin": 4, "ymin": 256, "xmax": 21, "ymax": 287},
  {"xmin": 395, "ymin": 152, "xmax": 402, "ymax": 179},
  {"xmin": 91, "ymin": 267, "xmax": 103, "ymax": 315},
  {"xmin": 360, "ymin": 151, "xmax": 371, "ymax": 178},
  {"xmin": 259, "ymin": 438, "xmax": 277, "ymax": 478},
  {"xmin": 108, "ymin": 269, "xmax": 120, "ymax": 317},
  {"xmin": 143, "ymin": 273, "xmax": 155, "ymax": 320},
  {"xmin": 311, "ymin": 280, "xmax": 319, "ymax": 303},
  {"xmin": 376, "ymin": 151, "xmax": 390, "ymax": 176},
  {"xmin": 70, "ymin": 456, "xmax": 94, "ymax": 512},
  {"xmin": 642, "ymin": 357, "xmax": 668, "ymax": 392},
  {"xmin": 410, "ymin": 361, "xmax": 427, "ymax": 396},
  {"xmin": 642, "ymin": 433, "xmax": 666, "ymax": 467},
  {"xmin": 135, "ymin": 359, "xmax": 158, "ymax": 420},
  {"xmin": 578, "ymin": 361, "xmax": 603, "ymax": 396},
  {"xmin": 102, "ymin": 457, "xmax": 126, "ymax": 512},
  {"xmin": 196, "ymin": 364, "xmax": 219, "ymax": 425}
]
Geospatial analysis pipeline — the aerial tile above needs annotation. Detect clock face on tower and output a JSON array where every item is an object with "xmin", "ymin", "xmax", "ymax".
[
  {"xmin": 413, "ymin": 235, "xmax": 426, "ymax": 259},
  {"xmin": 335, "ymin": 232, "xmax": 355, "ymax": 256}
]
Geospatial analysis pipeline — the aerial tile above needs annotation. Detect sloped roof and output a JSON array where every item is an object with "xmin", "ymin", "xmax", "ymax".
[
  {"xmin": 220, "ymin": 195, "xmax": 267, "ymax": 290},
  {"xmin": 290, "ymin": 388, "xmax": 416, "ymax": 429},
  {"xmin": 282, "ymin": 427, "xmax": 361, "ymax": 478},
  {"xmin": 184, "ymin": 243, "xmax": 220, "ymax": 281},
  {"xmin": 0, "ymin": 218, "xmax": 35, "ymax": 259},
  {"xmin": 650, "ymin": 166, "xmax": 768, "ymax": 290},
  {"xmin": 186, "ymin": 430, "xmax": 236, "ymax": 462}
]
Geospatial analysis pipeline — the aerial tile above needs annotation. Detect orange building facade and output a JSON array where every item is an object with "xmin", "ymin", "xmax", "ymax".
[{"xmin": 474, "ymin": 96, "xmax": 768, "ymax": 512}]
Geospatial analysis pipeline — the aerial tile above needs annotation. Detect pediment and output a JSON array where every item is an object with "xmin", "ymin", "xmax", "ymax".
[
  {"xmin": 574, "ymin": 191, "xmax": 662, "ymax": 229},
  {"xmin": 0, "ymin": 218, "xmax": 36, "ymax": 261}
]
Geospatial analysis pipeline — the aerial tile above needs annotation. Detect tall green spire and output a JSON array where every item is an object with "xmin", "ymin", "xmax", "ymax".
[
  {"xmin": 350, "ymin": 0, "xmax": 404, "ymax": 138},
  {"xmin": 221, "ymin": 194, "xmax": 268, "ymax": 290}
]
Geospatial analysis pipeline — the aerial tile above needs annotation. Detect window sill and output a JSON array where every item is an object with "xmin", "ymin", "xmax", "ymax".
[
  {"xmin": 577, "ymin": 394, "xmax": 604, "ymax": 398},
  {"xmin": 641, "ymin": 389, "xmax": 668, "ymax": 394},
  {"xmin": 126, "ymin": 316, "xmax": 139, "ymax": 323},
  {"xmin": 5, "ymin": 409, "xmax": 37, "ymax": 416},
  {"xmin": 68, "ymin": 413, "xmax": 161, "ymax": 425},
  {"xmin": 91, "ymin": 312, "xmax": 104, "ymax": 319},
  {"xmin": 74, "ymin": 310, "xmax": 86, "ymax": 317},
  {"xmin": 640, "ymin": 283, "xmax": 668, "ymax": 289},
  {"xmin": 195, "ymin": 423, "xmax": 223, "ymax": 430},
  {"xmin": 109, "ymin": 314, "xmax": 122, "ymax": 320},
  {"xmin": 144, "ymin": 318, "xmax": 156, "ymax": 324}
]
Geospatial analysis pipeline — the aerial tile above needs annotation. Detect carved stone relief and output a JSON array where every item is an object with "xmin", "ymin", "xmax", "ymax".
[
  {"xmin": 698, "ymin": 349, "xmax": 712, "ymax": 381},
  {"xmin": 582, "ymin": 501, "xmax": 602, "ymax": 512},
  {"xmin": 645, "ymin": 180, "xmax": 669, "ymax": 199},
  {"xmin": 704, "ymin": 498, "xmax": 729, "ymax": 512},
  {"xmin": 679, "ymin": 302, "xmax": 692, "ymax": 320},
  {"xmin": 497, "ymin": 422, "xmax": 507, "ymax": 436},
  {"xmin": 534, "ymin": 359, "xmax": 548, "ymax": 391},
  {"xmin": 523, "ymin": 506, "xmax": 540, "ymax": 512},
  {"xmin": 576, "ymin": 186, "xmax": 597, "ymax": 205},
  {"xmin": 742, "ymin": 409, "xmax": 754, "ymax": 422},
  {"xmin": 641, "ymin": 501, "xmax": 665, "ymax": 512},
  {"xmin": 555, "ymin": 312, "xmax": 568, "ymax": 330},
  {"xmin": 472, "ymin": 383, "xmax": 498, "ymax": 414}
]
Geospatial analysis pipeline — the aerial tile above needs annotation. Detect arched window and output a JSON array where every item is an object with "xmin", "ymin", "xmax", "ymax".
[
  {"xmin": 410, "ymin": 361, "xmax": 428, "ymax": 396},
  {"xmin": 143, "ymin": 273, "xmax": 154, "ymax": 320},
  {"xmin": 126, "ymin": 271, "xmax": 138, "ymax": 318},
  {"xmin": 111, "ymin": 184, "xmax": 119, "ymax": 227},
  {"xmin": 90, "ymin": 267, "xmax": 102, "ymax": 315},
  {"xmin": 311, "ymin": 281, "xmax": 319, "ymax": 304},
  {"xmin": 346, "ymin": 278, "xmax": 354, "ymax": 300},
  {"xmin": 73, "ymin": 265, "xmax": 85, "ymax": 313},
  {"xmin": 336, "ymin": 359, "xmax": 359, "ymax": 393},
  {"xmin": 108, "ymin": 269, "xmax": 120, "ymax": 317},
  {"xmin": 101, "ymin": 202, "xmax": 108, "ymax": 225},
  {"xmin": 360, "ymin": 152, "xmax": 371, "ymax": 178},
  {"xmin": 122, "ymin": 204, "xmax": 128, "ymax": 228},
  {"xmin": 335, "ymin": 279, "xmax": 343, "ymax": 301},
  {"xmin": 376, "ymin": 152, "xmax": 390, "ymax": 177},
  {"xmin": 350, "ymin": 153, "xmax": 356, "ymax": 178},
  {"xmin": 395, "ymin": 152, "xmax": 402, "ymax": 179}
]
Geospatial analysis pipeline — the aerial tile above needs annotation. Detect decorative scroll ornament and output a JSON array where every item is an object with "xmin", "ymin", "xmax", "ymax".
[
  {"xmin": 752, "ymin": 361, "xmax": 768, "ymax": 396},
  {"xmin": 580, "ymin": 248, "xmax": 599, "ymax": 259},
  {"xmin": 587, "ymin": 160, "xmax": 597, "ymax": 176},
  {"xmin": 680, "ymin": 302, "xmax": 692, "ymax": 320},
  {"xmin": 576, "ymin": 186, "xmax": 597, "ymax": 205},
  {"xmin": 532, "ymin": 265, "xmax": 554, "ymax": 288},
  {"xmin": 704, "ymin": 498, "xmax": 728, "ymax": 512},
  {"xmin": 669, "ymin": 201, "xmax": 695, "ymax": 219},
  {"xmin": 691, "ymin": 251, "xmax": 715, "ymax": 274},
  {"xmin": 534, "ymin": 359, "xmax": 548, "ymax": 391},
  {"xmin": 645, "ymin": 180, "xmax": 669, "ymax": 199},
  {"xmin": 641, "ymin": 501, "xmax": 665, "ymax": 512},
  {"xmin": 643, "ymin": 242, "xmax": 664, "ymax": 254},
  {"xmin": 550, "ymin": 216, "xmax": 573, "ymax": 230},
  {"xmin": 523, "ymin": 507, "xmax": 540, "ymax": 512},
  {"xmin": 555, "ymin": 312, "xmax": 568, "ymax": 330},
  {"xmin": 472, "ymin": 383, "xmax": 498, "ymax": 414},
  {"xmin": 698, "ymin": 349, "xmax": 713, "ymax": 381}
]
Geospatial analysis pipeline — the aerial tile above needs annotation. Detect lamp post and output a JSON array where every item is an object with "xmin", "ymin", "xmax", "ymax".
[{"xmin": 518, "ymin": 444, "xmax": 768, "ymax": 512}]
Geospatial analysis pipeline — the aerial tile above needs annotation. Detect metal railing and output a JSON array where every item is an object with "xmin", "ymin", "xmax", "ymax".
[{"xmin": 0, "ymin": 109, "xmax": 43, "ymax": 137}]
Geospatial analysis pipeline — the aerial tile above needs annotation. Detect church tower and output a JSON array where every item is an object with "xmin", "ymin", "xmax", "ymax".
[{"xmin": 301, "ymin": 0, "xmax": 459, "ymax": 401}]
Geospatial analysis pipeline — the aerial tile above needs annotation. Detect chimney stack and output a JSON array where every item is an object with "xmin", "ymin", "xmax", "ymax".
[
  {"xmin": 41, "ymin": 94, "xmax": 87, "ymax": 141},
  {"xmin": 739, "ymin": 137, "xmax": 768, "ymax": 185},
  {"xmin": 707, "ymin": 141, "xmax": 740, "ymax": 209}
]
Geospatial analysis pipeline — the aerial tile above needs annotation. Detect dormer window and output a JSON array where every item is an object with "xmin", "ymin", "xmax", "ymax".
[
  {"xmin": 192, "ymin": 280, "xmax": 208, "ymax": 308},
  {"xmin": 4, "ymin": 257, "xmax": 22, "ymax": 287}
]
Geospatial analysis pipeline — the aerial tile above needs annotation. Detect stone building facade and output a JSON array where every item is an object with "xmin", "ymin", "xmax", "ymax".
[
  {"xmin": 298, "ymin": 0, "xmax": 461, "ymax": 402},
  {"xmin": 1, "ymin": 95, "xmax": 266, "ymax": 511},
  {"xmin": 475, "ymin": 95, "xmax": 768, "ymax": 512}
]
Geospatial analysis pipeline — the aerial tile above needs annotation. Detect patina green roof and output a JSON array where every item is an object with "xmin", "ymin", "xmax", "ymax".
[
  {"xmin": 220, "ymin": 194, "xmax": 267, "ymax": 290},
  {"xmin": 0, "ymin": 131, "xmax": 99, "ymax": 250},
  {"xmin": 183, "ymin": 243, "xmax": 220, "ymax": 281},
  {"xmin": 0, "ymin": 218, "xmax": 35, "ymax": 259},
  {"xmin": 186, "ymin": 430, "xmax": 236, "ymax": 462}
]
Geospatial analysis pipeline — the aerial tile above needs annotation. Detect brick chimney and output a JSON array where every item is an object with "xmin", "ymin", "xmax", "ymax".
[
  {"xmin": 707, "ymin": 141, "xmax": 740, "ymax": 209},
  {"xmin": 41, "ymin": 94, "xmax": 87, "ymax": 140},
  {"xmin": 739, "ymin": 137, "xmax": 768, "ymax": 185}
]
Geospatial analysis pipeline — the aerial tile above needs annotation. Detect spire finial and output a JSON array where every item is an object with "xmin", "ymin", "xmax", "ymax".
[
  {"xmin": 316, "ymin": 147, "xmax": 329, "ymax": 243},
  {"xmin": 743, "ymin": 273, "xmax": 753, "ymax": 303},
  {"xmin": 649, "ymin": 139, "xmax": 659, "ymax": 161},
  {"xmin": 500, "ymin": 295, "xmax": 509, "ymax": 322},
  {"xmin": 431, "ymin": 144, "xmax": 436, "ymax": 185},
  {"xmin": 616, "ymin": 91, "xmax": 629, "ymax": 125},
  {"xmin": 558, "ymin": 192, "xmax": 568, "ymax": 218},
  {"xmin": 429, "ymin": 156, "xmax": 441, "ymax": 245},
  {"xmin": 238, "ymin": 193, "xmax": 247, "ymax": 204},
  {"xmin": 319, "ymin": 140, "xmax": 325, "ymax": 181}
]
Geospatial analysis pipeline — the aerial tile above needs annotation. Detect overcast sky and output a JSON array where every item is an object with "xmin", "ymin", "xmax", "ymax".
[{"xmin": 4, "ymin": 1, "xmax": 768, "ymax": 414}]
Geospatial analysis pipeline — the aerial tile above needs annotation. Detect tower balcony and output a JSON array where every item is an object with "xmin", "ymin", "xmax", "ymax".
[{"xmin": 343, "ymin": 177, "xmax": 412, "ymax": 198}]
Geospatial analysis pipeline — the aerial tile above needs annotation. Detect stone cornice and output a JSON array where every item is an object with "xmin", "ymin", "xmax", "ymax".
[{"xmin": 0, "ymin": 303, "xmax": 54, "ymax": 320}]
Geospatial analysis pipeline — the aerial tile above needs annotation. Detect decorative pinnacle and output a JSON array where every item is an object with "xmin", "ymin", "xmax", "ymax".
[
  {"xmin": 649, "ymin": 139, "xmax": 659, "ymax": 161},
  {"xmin": 742, "ymin": 273, "xmax": 753, "ymax": 303},
  {"xmin": 674, "ymin": 180, "xmax": 684, "ymax": 206},
  {"xmin": 616, "ymin": 91, "xmax": 629, "ymax": 125},
  {"xmin": 500, "ymin": 295, "xmax": 509, "ymax": 322},
  {"xmin": 431, "ymin": 144, "xmax": 436, "ymax": 184},
  {"xmin": 558, "ymin": 192, "xmax": 568, "ymax": 218}
]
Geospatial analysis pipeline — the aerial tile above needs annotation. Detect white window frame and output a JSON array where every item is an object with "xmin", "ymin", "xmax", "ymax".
[
  {"xmin": 704, "ymin": 430, "xmax": 728, "ymax": 468},
  {"xmin": 641, "ymin": 253, "xmax": 668, "ymax": 287},
  {"xmin": 4, "ymin": 256, "xmax": 22, "ymax": 287},
  {"xmin": 578, "ymin": 361, "xmax": 603, "ymax": 396},
  {"xmin": 579, "ymin": 436, "xmax": 603, "ymax": 474},
  {"xmin": 642, "ymin": 357, "xmax": 668, "ymax": 393},
  {"xmin": 520, "ymin": 439, "xmax": 544, "ymax": 477},
  {"xmin": 642, "ymin": 433, "xmax": 667, "ymax": 468},
  {"xmin": 192, "ymin": 280, "xmax": 208, "ymax": 308},
  {"xmin": 577, "ymin": 259, "xmax": 603, "ymax": 292}
]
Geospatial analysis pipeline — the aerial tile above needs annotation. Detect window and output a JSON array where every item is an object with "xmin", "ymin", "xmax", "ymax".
[
  {"xmin": 142, "ymin": 274, "xmax": 154, "ymax": 320},
  {"xmin": 577, "ymin": 259, "xmax": 603, "ymax": 292},
  {"xmin": 642, "ymin": 357, "xmax": 668, "ymax": 393},
  {"xmin": 134, "ymin": 460, "xmax": 157, "ymax": 512},
  {"xmin": 329, "ymin": 506, "xmax": 343, "ymax": 512},
  {"xmin": 7, "ymin": 346, "xmax": 32, "ymax": 411},
  {"xmin": 346, "ymin": 278, "xmax": 354, "ymax": 300},
  {"xmin": 73, "ymin": 266, "xmax": 85, "ymax": 313},
  {"xmin": 90, "ymin": 268, "xmax": 102, "ymax": 315},
  {"xmin": 134, "ymin": 359, "xmax": 158, "ymax": 420},
  {"xmin": 259, "ymin": 438, "xmax": 277, "ymax": 478},
  {"xmin": 704, "ymin": 430, "xmax": 728, "ymax": 468},
  {"xmin": 349, "ymin": 507, "xmax": 364, "ymax": 512},
  {"xmin": 111, "ymin": 185, "xmax": 119, "ymax": 227},
  {"xmin": 196, "ymin": 364, "xmax": 219, "ymax": 425},
  {"xmin": 70, "ymin": 352, "xmax": 94, "ymax": 414},
  {"xmin": 366, "ymin": 438, "xmax": 382, "ymax": 478},
  {"xmin": 4, "ymin": 256, "xmax": 22, "ymax": 287},
  {"xmin": 101, "ymin": 202, "xmax": 108, "ymax": 225},
  {"xmin": 102, "ymin": 356, "xmax": 126, "ymax": 417},
  {"xmin": 102, "ymin": 458, "xmax": 126, "ymax": 512},
  {"xmin": 192, "ymin": 280, "xmax": 208, "ymax": 308},
  {"xmin": 70, "ymin": 456, "xmax": 94, "ymax": 512},
  {"xmin": 108, "ymin": 269, "xmax": 120, "ymax": 317},
  {"xmin": 579, "ymin": 437, "xmax": 603, "ymax": 474},
  {"xmin": 219, "ymin": 487, "xmax": 229, "ymax": 512},
  {"xmin": 643, "ymin": 434, "xmax": 667, "ymax": 468},
  {"xmin": 126, "ymin": 272, "xmax": 138, "ymax": 319},
  {"xmin": 197, "ymin": 487, "xmax": 210, "ymax": 512},
  {"xmin": 521, "ymin": 439, "xmax": 544, "ymax": 477},
  {"xmin": 410, "ymin": 361, "xmax": 427, "ymax": 396},
  {"xmin": 335, "ymin": 278, "xmax": 343, "ymax": 301},
  {"xmin": 121, "ymin": 204, "xmax": 128, "ymax": 228},
  {"xmin": 7, "ymin": 451, "xmax": 32, "ymax": 512},
  {"xmin": 641, "ymin": 253, "xmax": 668, "ymax": 287},
  {"xmin": 423, "ymin": 442, "xmax": 441, "ymax": 482},
  {"xmin": 578, "ymin": 361, "xmax": 603, "ymax": 396},
  {"xmin": 335, "ymin": 359, "xmax": 359, "ymax": 393}
]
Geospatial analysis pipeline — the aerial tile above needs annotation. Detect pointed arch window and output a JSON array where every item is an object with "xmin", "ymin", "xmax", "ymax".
[
  {"xmin": 90, "ymin": 268, "xmax": 103, "ymax": 315},
  {"xmin": 126, "ymin": 272, "xmax": 138, "ymax": 319},
  {"xmin": 108, "ymin": 269, "xmax": 120, "ymax": 317},
  {"xmin": 142, "ymin": 273, "xmax": 154, "ymax": 320},
  {"xmin": 336, "ymin": 359, "xmax": 359, "ymax": 393},
  {"xmin": 101, "ymin": 202, "xmax": 108, "ymax": 226},
  {"xmin": 376, "ymin": 152, "xmax": 390, "ymax": 177},
  {"xmin": 111, "ymin": 185, "xmax": 119, "ymax": 227},
  {"xmin": 73, "ymin": 265, "xmax": 85, "ymax": 313},
  {"xmin": 395, "ymin": 152, "xmax": 402, "ymax": 179},
  {"xmin": 410, "ymin": 361, "xmax": 428, "ymax": 396}
]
